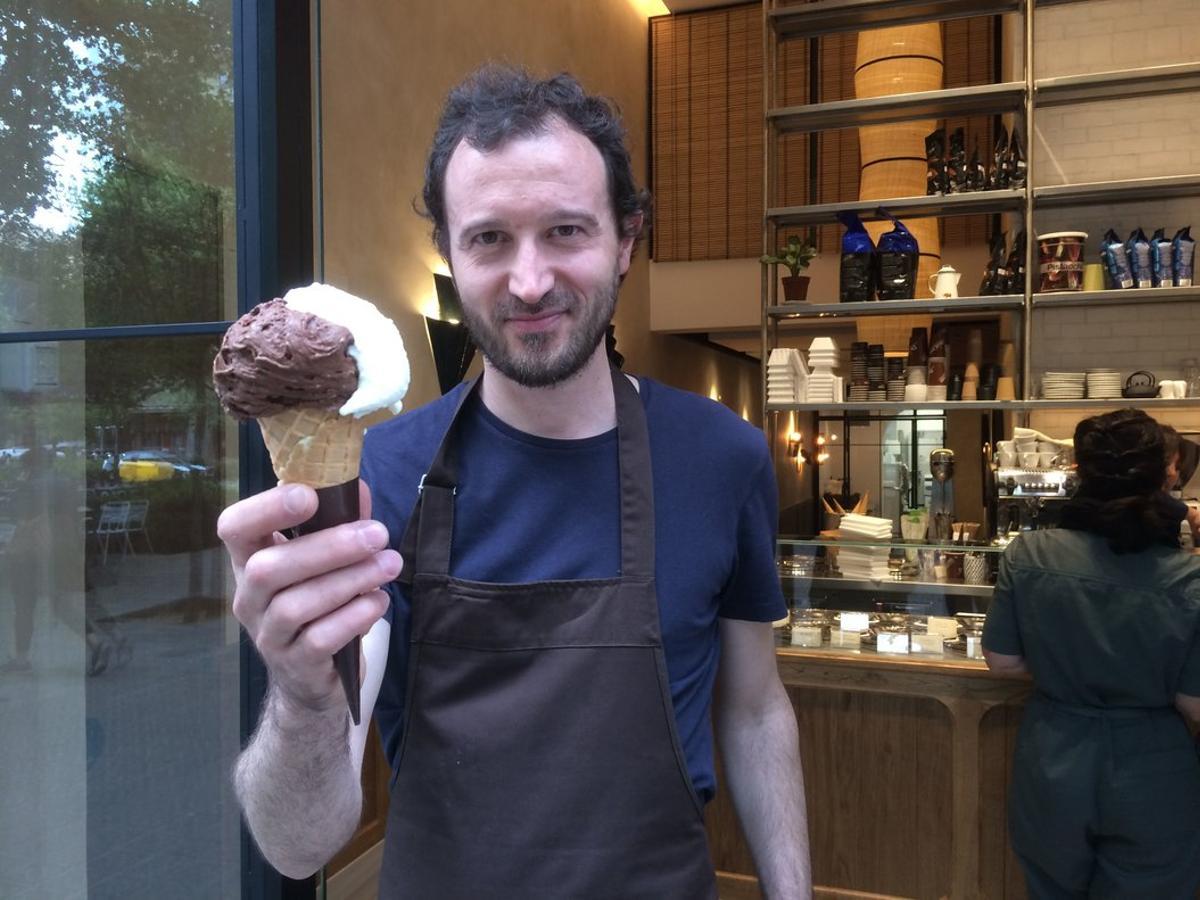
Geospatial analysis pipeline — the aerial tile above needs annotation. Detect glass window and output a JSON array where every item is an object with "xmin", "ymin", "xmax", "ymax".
[{"xmin": 0, "ymin": 2, "xmax": 243, "ymax": 896}]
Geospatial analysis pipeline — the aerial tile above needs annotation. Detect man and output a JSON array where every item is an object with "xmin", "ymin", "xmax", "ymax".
[{"xmin": 219, "ymin": 66, "xmax": 811, "ymax": 898}]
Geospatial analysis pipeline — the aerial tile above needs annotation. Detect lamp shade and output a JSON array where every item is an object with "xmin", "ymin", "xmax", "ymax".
[{"xmin": 425, "ymin": 317, "xmax": 475, "ymax": 395}]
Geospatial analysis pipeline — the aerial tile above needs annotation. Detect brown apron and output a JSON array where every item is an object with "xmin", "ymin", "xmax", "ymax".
[{"xmin": 378, "ymin": 369, "xmax": 717, "ymax": 899}]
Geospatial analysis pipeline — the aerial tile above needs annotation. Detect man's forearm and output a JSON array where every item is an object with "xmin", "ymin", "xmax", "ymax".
[
  {"xmin": 716, "ymin": 682, "xmax": 812, "ymax": 899},
  {"xmin": 234, "ymin": 685, "xmax": 363, "ymax": 878}
]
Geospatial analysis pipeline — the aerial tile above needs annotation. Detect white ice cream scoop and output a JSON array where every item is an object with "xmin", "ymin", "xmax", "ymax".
[{"xmin": 284, "ymin": 282, "xmax": 411, "ymax": 418}]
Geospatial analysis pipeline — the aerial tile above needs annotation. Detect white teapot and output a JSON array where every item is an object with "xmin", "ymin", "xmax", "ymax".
[{"xmin": 928, "ymin": 265, "xmax": 961, "ymax": 299}]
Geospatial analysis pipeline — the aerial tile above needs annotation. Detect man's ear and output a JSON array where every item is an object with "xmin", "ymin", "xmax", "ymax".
[{"xmin": 617, "ymin": 213, "xmax": 644, "ymax": 274}]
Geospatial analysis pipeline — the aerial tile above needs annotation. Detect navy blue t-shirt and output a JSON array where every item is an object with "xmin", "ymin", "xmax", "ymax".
[{"xmin": 361, "ymin": 376, "xmax": 785, "ymax": 803}]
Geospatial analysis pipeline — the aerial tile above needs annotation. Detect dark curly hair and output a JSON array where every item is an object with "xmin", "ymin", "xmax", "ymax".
[
  {"xmin": 1060, "ymin": 408, "xmax": 1179, "ymax": 553},
  {"xmin": 419, "ymin": 65, "xmax": 652, "ymax": 261}
]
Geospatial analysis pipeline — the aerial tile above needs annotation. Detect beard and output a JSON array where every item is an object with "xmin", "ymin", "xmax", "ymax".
[{"xmin": 460, "ymin": 269, "xmax": 619, "ymax": 388}]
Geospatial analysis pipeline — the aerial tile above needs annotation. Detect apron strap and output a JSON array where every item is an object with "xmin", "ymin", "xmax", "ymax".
[
  {"xmin": 612, "ymin": 369, "xmax": 654, "ymax": 579},
  {"xmin": 396, "ymin": 378, "xmax": 480, "ymax": 585}
]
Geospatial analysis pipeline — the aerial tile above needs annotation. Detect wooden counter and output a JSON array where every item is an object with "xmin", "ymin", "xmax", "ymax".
[{"xmin": 706, "ymin": 646, "xmax": 1032, "ymax": 900}]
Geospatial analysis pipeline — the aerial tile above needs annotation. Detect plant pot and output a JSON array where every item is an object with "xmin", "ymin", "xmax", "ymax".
[{"xmin": 781, "ymin": 274, "xmax": 810, "ymax": 303}]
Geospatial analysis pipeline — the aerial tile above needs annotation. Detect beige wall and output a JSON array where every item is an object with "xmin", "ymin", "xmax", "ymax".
[{"xmin": 319, "ymin": 1, "xmax": 758, "ymax": 418}]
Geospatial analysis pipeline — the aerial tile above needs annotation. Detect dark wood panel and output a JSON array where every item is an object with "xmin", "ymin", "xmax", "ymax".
[{"xmin": 708, "ymin": 652, "xmax": 1032, "ymax": 899}]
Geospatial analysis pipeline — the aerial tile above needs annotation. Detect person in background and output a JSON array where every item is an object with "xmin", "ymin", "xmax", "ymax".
[
  {"xmin": 1161, "ymin": 424, "xmax": 1200, "ymax": 547},
  {"xmin": 983, "ymin": 408, "xmax": 1200, "ymax": 898},
  {"xmin": 219, "ymin": 66, "xmax": 811, "ymax": 897}
]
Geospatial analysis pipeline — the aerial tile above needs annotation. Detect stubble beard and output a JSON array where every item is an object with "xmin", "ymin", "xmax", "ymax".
[{"xmin": 461, "ymin": 269, "xmax": 620, "ymax": 388}]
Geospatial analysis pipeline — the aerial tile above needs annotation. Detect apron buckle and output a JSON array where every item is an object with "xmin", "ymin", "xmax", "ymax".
[{"xmin": 417, "ymin": 473, "xmax": 455, "ymax": 496}]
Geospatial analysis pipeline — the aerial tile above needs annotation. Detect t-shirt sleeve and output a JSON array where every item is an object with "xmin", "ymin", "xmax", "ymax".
[
  {"xmin": 982, "ymin": 545, "xmax": 1024, "ymax": 656},
  {"xmin": 717, "ymin": 451, "xmax": 787, "ymax": 622}
]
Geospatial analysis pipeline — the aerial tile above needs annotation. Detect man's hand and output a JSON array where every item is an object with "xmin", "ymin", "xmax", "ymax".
[
  {"xmin": 217, "ymin": 481, "xmax": 401, "ymax": 717},
  {"xmin": 218, "ymin": 480, "xmax": 401, "ymax": 878}
]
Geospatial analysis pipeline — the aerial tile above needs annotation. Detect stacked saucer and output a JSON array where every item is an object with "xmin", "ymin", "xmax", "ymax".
[
  {"xmin": 848, "ymin": 342, "xmax": 869, "ymax": 402},
  {"xmin": 1085, "ymin": 368, "xmax": 1122, "ymax": 399},
  {"xmin": 1041, "ymin": 371, "xmax": 1086, "ymax": 400},
  {"xmin": 885, "ymin": 356, "xmax": 906, "ymax": 401},
  {"xmin": 767, "ymin": 347, "xmax": 808, "ymax": 404}
]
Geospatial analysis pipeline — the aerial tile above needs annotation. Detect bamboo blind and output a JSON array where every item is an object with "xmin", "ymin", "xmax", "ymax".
[{"xmin": 651, "ymin": 7, "xmax": 999, "ymax": 262}]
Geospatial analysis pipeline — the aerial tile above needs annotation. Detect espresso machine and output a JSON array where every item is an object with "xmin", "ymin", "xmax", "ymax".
[{"xmin": 929, "ymin": 448, "xmax": 955, "ymax": 542}]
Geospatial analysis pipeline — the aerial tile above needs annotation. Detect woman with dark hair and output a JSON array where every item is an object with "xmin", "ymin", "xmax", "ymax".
[{"xmin": 983, "ymin": 408, "xmax": 1200, "ymax": 898}]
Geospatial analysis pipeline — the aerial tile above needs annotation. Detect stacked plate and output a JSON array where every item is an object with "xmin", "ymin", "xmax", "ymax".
[
  {"xmin": 1041, "ymin": 371, "xmax": 1086, "ymax": 400},
  {"xmin": 1086, "ymin": 368, "xmax": 1122, "ymax": 399},
  {"xmin": 767, "ymin": 347, "xmax": 808, "ymax": 403},
  {"xmin": 866, "ymin": 344, "xmax": 885, "ymax": 390},
  {"xmin": 836, "ymin": 513, "xmax": 894, "ymax": 580},
  {"xmin": 885, "ymin": 356, "xmax": 906, "ymax": 401},
  {"xmin": 848, "ymin": 342, "xmax": 869, "ymax": 402}
]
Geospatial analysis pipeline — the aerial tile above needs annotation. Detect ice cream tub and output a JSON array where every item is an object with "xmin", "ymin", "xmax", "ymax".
[{"xmin": 1037, "ymin": 231, "xmax": 1087, "ymax": 292}]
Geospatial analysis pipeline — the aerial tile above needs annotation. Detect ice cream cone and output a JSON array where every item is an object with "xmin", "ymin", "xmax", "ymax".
[
  {"xmin": 257, "ymin": 405, "xmax": 390, "ymax": 726},
  {"xmin": 257, "ymin": 406, "xmax": 389, "ymax": 488}
]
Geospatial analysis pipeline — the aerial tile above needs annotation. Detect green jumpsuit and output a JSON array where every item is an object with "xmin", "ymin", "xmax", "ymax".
[{"xmin": 983, "ymin": 529, "xmax": 1200, "ymax": 899}]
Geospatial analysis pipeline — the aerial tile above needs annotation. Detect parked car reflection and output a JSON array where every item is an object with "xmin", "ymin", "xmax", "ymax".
[{"xmin": 117, "ymin": 450, "xmax": 210, "ymax": 481}]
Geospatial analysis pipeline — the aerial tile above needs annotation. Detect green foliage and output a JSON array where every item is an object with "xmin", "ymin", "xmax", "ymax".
[{"xmin": 760, "ymin": 235, "xmax": 817, "ymax": 278}]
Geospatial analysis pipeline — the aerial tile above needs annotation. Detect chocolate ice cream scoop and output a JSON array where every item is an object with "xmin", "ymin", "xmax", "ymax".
[{"xmin": 213, "ymin": 298, "xmax": 358, "ymax": 419}]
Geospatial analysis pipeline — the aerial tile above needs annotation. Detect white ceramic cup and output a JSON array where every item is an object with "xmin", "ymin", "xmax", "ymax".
[
  {"xmin": 1038, "ymin": 451, "xmax": 1057, "ymax": 468},
  {"xmin": 1161, "ymin": 381, "xmax": 1179, "ymax": 399},
  {"xmin": 905, "ymin": 384, "xmax": 928, "ymax": 402},
  {"xmin": 1020, "ymin": 451, "xmax": 1040, "ymax": 469},
  {"xmin": 998, "ymin": 448, "xmax": 1017, "ymax": 467}
]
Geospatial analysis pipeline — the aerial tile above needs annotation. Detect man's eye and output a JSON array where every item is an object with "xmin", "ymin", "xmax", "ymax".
[
  {"xmin": 551, "ymin": 225, "xmax": 580, "ymax": 238},
  {"xmin": 474, "ymin": 231, "xmax": 501, "ymax": 246}
]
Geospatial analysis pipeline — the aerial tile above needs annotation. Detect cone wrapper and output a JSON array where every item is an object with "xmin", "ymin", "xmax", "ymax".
[
  {"xmin": 291, "ymin": 479, "xmax": 363, "ymax": 725},
  {"xmin": 258, "ymin": 407, "xmax": 390, "ymax": 725}
]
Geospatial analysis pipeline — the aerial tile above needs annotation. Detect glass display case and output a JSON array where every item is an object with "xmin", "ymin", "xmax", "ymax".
[{"xmin": 776, "ymin": 537, "xmax": 1007, "ymax": 661}]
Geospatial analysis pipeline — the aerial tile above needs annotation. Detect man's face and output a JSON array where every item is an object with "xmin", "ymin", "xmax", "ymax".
[{"xmin": 442, "ymin": 119, "xmax": 635, "ymax": 388}]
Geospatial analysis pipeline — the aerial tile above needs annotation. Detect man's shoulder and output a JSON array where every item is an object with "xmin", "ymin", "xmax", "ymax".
[
  {"xmin": 641, "ymin": 376, "xmax": 767, "ymax": 459},
  {"xmin": 362, "ymin": 384, "xmax": 470, "ymax": 488}
]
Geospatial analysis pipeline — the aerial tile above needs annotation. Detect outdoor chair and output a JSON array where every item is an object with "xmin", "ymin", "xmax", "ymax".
[
  {"xmin": 124, "ymin": 499, "xmax": 153, "ymax": 554},
  {"xmin": 94, "ymin": 500, "xmax": 130, "ymax": 565}
]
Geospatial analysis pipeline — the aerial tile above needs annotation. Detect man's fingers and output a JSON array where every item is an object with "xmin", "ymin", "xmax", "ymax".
[
  {"xmin": 290, "ymin": 590, "xmax": 391, "ymax": 667},
  {"xmin": 217, "ymin": 484, "xmax": 319, "ymax": 570},
  {"xmin": 256, "ymin": 550, "xmax": 399, "ymax": 655}
]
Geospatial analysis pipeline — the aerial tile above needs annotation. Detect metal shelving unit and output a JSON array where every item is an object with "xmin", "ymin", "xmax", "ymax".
[
  {"xmin": 1036, "ymin": 62, "xmax": 1200, "ymax": 107},
  {"xmin": 1033, "ymin": 174, "xmax": 1200, "ymax": 209},
  {"xmin": 768, "ymin": 295, "xmax": 1024, "ymax": 319},
  {"xmin": 769, "ymin": 82, "xmax": 1024, "ymax": 133},
  {"xmin": 767, "ymin": 396, "xmax": 1200, "ymax": 414},
  {"xmin": 800, "ymin": 574, "xmax": 995, "ymax": 599},
  {"xmin": 768, "ymin": 0, "xmax": 1021, "ymax": 38},
  {"xmin": 766, "ymin": 188, "xmax": 1024, "ymax": 228},
  {"xmin": 1032, "ymin": 286, "xmax": 1200, "ymax": 309}
]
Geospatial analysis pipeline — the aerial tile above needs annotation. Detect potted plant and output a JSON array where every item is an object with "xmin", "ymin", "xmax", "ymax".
[{"xmin": 761, "ymin": 235, "xmax": 817, "ymax": 303}]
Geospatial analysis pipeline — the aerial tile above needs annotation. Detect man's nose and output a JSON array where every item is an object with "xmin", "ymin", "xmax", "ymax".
[{"xmin": 507, "ymin": 240, "xmax": 554, "ymax": 304}]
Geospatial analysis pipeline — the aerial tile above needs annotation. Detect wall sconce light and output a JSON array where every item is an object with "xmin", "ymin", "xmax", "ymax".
[
  {"xmin": 815, "ymin": 433, "xmax": 830, "ymax": 465},
  {"xmin": 786, "ymin": 430, "xmax": 803, "ymax": 459},
  {"xmin": 425, "ymin": 273, "xmax": 476, "ymax": 395}
]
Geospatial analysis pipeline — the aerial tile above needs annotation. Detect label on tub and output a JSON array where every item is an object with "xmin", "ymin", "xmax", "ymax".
[
  {"xmin": 840, "ymin": 611, "xmax": 870, "ymax": 632},
  {"xmin": 877, "ymin": 632, "xmax": 910, "ymax": 655}
]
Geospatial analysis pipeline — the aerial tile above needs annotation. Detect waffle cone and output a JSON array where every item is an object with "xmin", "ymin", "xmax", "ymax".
[{"xmin": 258, "ymin": 407, "xmax": 387, "ymax": 488}]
